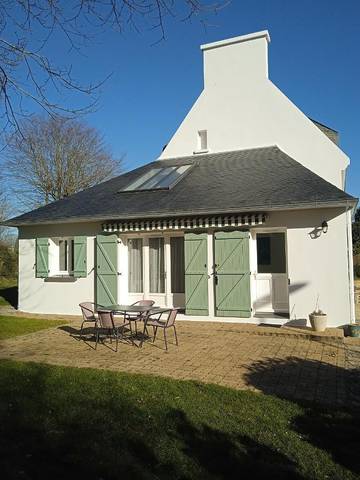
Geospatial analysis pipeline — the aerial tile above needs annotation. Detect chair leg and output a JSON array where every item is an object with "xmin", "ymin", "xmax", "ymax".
[
  {"xmin": 173, "ymin": 326, "xmax": 178, "ymax": 346},
  {"xmin": 153, "ymin": 326, "xmax": 158, "ymax": 343},
  {"xmin": 80, "ymin": 321, "xmax": 85, "ymax": 339},
  {"xmin": 164, "ymin": 328, "xmax": 168, "ymax": 351},
  {"xmin": 115, "ymin": 329, "xmax": 118, "ymax": 352},
  {"xmin": 139, "ymin": 321, "xmax": 147, "ymax": 348},
  {"xmin": 95, "ymin": 327, "xmax": 99, "ymax": 350}
]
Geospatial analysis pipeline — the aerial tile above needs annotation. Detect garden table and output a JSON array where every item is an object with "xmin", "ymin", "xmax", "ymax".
[{"xmin": 97, "ymin": 304, "xmax": 169, "ymax": 346}]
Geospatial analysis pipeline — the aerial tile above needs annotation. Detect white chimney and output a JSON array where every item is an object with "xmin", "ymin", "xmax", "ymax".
[{"xmin": 201, "ymin": 30, "xmax": 271, "ymax": 89}]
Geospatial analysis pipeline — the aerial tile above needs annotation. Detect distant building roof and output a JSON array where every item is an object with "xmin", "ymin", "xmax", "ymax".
[{"xmin": 309, "ymin": 118, "xmax": 339, "ymax": 145}]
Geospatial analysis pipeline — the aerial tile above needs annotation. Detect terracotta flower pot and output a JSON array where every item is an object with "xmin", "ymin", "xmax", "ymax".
[{"xmin": 309, "ymin": 314, "xmax": 327, "ymax": 332}]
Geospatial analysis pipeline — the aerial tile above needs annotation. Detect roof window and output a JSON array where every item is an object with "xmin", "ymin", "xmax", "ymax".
[{"xmin": 120, "ymin": 164, "xmax": 192, "ymax": 192}]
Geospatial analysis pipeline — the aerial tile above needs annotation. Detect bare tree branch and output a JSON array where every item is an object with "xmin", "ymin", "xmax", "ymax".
[
  {"xmin": 0, "ymin": 1, "xmax": 228, "ymax": 134},
  {"xmin": 5, "ymin": 115, "xmax": 124, "ymax": 208}
]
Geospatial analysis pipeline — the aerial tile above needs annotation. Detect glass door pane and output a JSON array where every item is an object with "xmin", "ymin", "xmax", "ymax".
[
  {"xmin": 128, "ymin": 238, "xmax": 143, "ymax": 292},
  {"xmin": 257, "ymin": 233, "xmax": 286, "ymax": 273},
  {"xmin": 149, "ymin": 238, "xmax": 165, "ymax": 293},
  {"xmin": 171, "ymin": 237, "xmax": 185, "ymax": 293}
]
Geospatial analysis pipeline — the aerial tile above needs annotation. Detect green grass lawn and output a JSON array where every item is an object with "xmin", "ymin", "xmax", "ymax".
[
  {"xmin": 0, "ymin": 276, "xmax": 18, "ymax": 307},
  {"xmin": 0, "ymin": 315, "xmax": 65, "ymax": 340},
  {"xmin": 0, "ymin": 360, "xmax": 358, "ymax": 480}
]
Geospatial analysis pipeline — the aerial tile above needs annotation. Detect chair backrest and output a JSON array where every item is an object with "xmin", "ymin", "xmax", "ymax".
[
  {"xmin": 133, "ymin": 300, "xmax": 155, "ymax": 307},
  {"xmin": 166, "ymin": 309, "xmax": 178, "ymax": 327},
  {"xmin": 97, "ymin": 310, "xmax": 115, "ymax": 329},
  {"xmin": 79, "ymin": 302, "xmax": 95, "ymax": 321}
]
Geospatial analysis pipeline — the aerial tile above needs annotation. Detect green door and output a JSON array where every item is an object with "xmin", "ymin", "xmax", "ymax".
[
  {"xmin": 184, "ymin": 232, "xmax": 208, "ymax": 315},
  {"xmin": 214, "ymin": 231, "xmax": 251, "ymax": 318},
  {"xmin": 96, "ymin": 234, "xmax": 118, "ymax": 307}
]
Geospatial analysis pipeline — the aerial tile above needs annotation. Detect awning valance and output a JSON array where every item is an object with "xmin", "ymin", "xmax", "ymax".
[{"xmin": 102, "ymin": 213, "xmax": 267, "ymax": 233}]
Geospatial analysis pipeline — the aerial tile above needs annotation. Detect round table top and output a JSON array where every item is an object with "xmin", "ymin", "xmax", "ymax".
[{"xmin": 97, "ymin": 304, "xmax": 166, "ymax": 313}]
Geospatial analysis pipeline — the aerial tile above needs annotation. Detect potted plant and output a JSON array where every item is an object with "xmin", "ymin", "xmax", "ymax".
[
  {"xmin": 309, "ymin": 296, "xmax": 327, "ymax": 332},
  {"xmin": 309, "ymin": 310, "xmax": 328, "ymax": 332},
  {"xmin": 349, "ymin": 323, "xmax": 360, "ymax": 337}
]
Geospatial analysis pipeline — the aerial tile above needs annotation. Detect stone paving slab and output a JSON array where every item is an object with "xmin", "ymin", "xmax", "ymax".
[{"xmin": 1, "ymin": 318, "xmax": 360, "ymax": 407}]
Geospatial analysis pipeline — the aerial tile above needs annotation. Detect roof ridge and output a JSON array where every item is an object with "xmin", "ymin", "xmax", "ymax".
[{"xmin": 157, "ymin": 145, "xmax": 280, "ymax": 162}]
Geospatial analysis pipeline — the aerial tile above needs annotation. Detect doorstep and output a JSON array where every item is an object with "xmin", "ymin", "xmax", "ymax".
[{"xmin": 177, "ymin": 314, "xmax": 344, "ymax": 342}]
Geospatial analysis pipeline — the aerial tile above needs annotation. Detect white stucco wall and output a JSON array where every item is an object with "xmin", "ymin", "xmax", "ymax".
[
  {"xmin": 160, "ymin": 32, "xmax": 349, "ymax": 189},
  {"xmin": 264, "ymin": 208, "xmax": 352, "ymax": 326},
  {"xmin": 18, "ymin": 222, "xmax": 102, "ymax": 315},
  {"xmin": 17, "ymin": 206, "xmax": 354, "ymax": 327}
]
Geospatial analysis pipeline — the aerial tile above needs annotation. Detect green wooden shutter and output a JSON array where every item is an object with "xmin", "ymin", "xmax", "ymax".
[
  {"xmin": 73, "ymin": 236, "xmax": 87, "ymax": 278},
  {"xmin": 184, "ymin": 232, "xmax": 208, "ymax": 315},
  {"xmin": 214, "ymin": 231, "xmax": 251, "ymax": 318},
  {"xmin": 96, "ymin": 234, "xmax": 118, "ymax": 307},
  {"xmin": 36, "ymin": 238, "xmax": 49, "ymax": 278}
]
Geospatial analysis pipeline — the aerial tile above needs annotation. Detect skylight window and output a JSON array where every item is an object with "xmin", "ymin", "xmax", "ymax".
[{"xmin": 121, "ymin": 164, "xmax": 192, "ymax": 192}]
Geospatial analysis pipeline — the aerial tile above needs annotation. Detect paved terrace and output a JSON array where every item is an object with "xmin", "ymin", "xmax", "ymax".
[{"xmin": 1, "ymin": 311, "xmax": 360, "ymax": 408}]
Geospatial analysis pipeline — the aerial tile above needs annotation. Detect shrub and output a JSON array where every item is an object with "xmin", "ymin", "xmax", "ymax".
[{"xmin": 0, "ymin": 242, "xmax": 17, "ymax": 277}]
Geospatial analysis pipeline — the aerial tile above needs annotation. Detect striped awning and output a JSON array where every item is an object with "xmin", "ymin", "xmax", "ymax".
[{"xmin": 102, "ymin": 213, "xmax": 267, "ymax": 233}]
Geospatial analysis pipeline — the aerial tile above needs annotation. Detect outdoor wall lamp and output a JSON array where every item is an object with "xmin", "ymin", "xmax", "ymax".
[{"xmin": 321, "ymin": 221, "xmax": 328, "ymax": 234}]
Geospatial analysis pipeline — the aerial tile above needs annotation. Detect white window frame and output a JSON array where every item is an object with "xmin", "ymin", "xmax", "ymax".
[{"xmin": 49, "ymin": 236, "xmax": 74, "ymax": 277}]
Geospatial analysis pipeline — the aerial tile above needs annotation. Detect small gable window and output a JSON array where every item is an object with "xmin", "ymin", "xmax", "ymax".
[
  {"xmin": 194, "ymin": 130, "xmax": 208, "ymax": 154},
  {"xmin": 199, "ymin": 130, "xmax": 207, "ymax": 150}
]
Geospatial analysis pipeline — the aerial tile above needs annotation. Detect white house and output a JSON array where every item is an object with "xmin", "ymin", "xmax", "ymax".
[{"xmin": 4, "ymin": 31, "xmax": 357, "ymax": 327}]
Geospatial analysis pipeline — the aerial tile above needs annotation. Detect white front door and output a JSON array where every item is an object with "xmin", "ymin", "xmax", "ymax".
[{"xmin": 254, "ymin": 232, "xmax": 289, "ymax": 314}]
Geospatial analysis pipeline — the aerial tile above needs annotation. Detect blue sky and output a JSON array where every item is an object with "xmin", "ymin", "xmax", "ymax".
[{"xmin": 11, "ymin": 0, "xmax": 360, "ymax": 199}]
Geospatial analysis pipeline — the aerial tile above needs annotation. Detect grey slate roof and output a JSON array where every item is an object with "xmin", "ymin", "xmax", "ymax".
[{"xmin": 4, "ymin": 146, "xmax": 356, "ymax": 227}]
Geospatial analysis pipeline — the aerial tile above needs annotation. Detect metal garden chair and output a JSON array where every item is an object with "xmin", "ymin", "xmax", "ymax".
[
  {"xmin": 79, "ymin": 302, "xmax": 98, "ymax": 339},
  {"xmin": 126, "ymin": 300, "xmax": 155, "ymax": 334},
  {"xmin": 143, "ymin": 308, "xmax": 179, "ymax": 351},
  {"xmin": 96, "ymin": 310, "xmax": 131, "ymax": 352}
]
